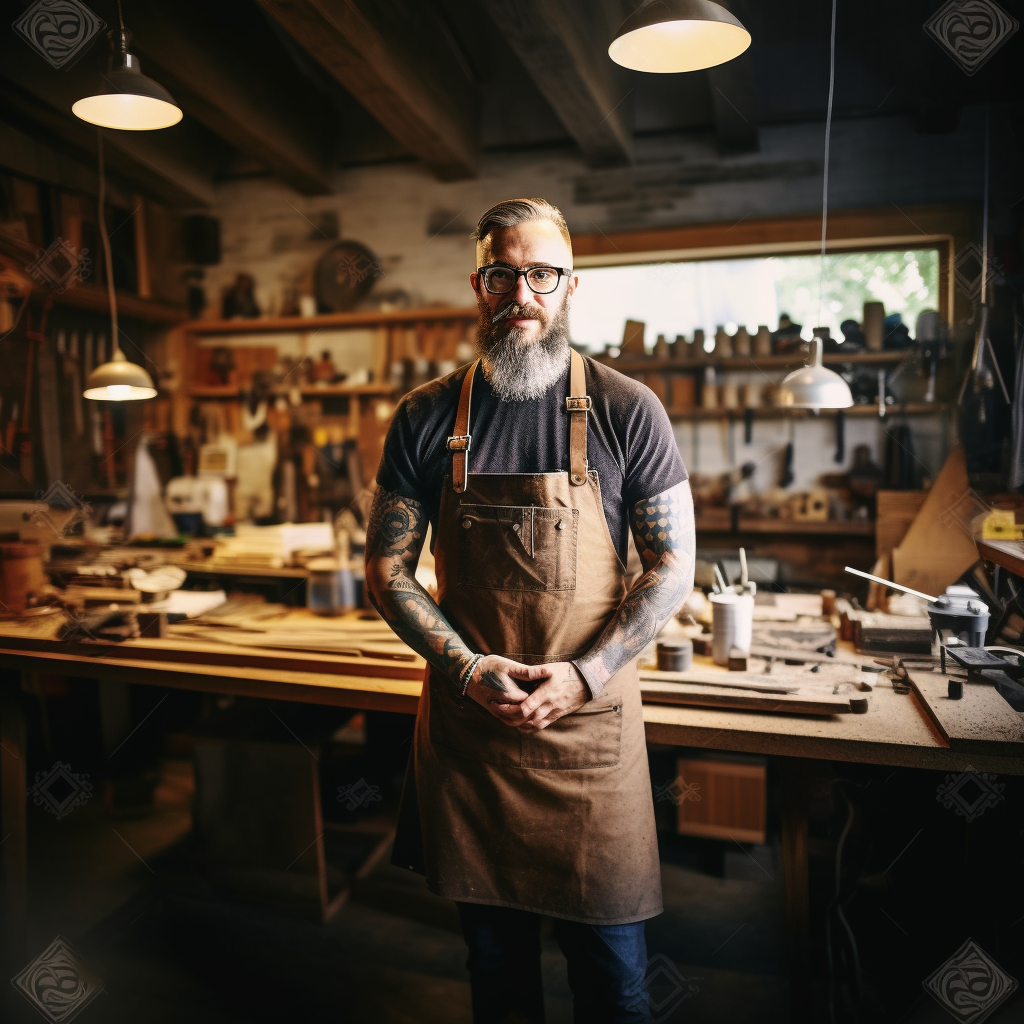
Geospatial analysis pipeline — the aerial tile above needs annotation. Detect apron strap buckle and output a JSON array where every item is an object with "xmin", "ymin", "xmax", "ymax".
[
  {"xmin": 447, "ymin": 434, "xmax": 472, "ymax": 493},
  {"xmin": 565, "ymin": 396, "xmax": 592, "ymax": 413}
]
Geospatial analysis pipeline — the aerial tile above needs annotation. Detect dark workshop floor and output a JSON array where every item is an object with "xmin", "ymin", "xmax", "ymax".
[{"xmin": 10, "ymin": 755, "xmax": 794, "ymax": 1024}]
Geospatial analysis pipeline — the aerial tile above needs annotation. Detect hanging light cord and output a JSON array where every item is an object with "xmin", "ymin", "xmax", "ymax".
[
  {"xmin": 817, "ymin": 0, "xmax": 838, "ymax": 329},
  {"xmin": 96, "ymin": 130, "xmax": 119, "ymax": 357}
]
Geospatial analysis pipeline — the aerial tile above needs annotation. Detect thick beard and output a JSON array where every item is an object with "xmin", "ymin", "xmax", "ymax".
[{"xmin": 475, "ymin": 294, "xmax": 571, "ymax": 402}]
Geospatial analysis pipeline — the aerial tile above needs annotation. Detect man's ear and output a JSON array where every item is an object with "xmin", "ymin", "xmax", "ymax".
[
  {"xmin": 470, "ymin": 271, "xmax": 482, "ymax": 294},
  {"xmin": 567, "ymin": 274, "xmax": 578, "ymax": 296}
]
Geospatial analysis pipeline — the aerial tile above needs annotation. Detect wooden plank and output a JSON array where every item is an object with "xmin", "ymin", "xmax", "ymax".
[
  {"xmin": 640, "ymin": 679, "xmax": 857, "ymax": 716},
  {"xmin": 572, "ymin": 204, "xmax": 971, "ymax": 260},
  {"xmin": 0, "ymin": 633, "xmax": 423, "ymax": 680},
  {"xmin": 256, "ymin": 0, "xmax": 477, "ymax": 180},
  {"xmin": 0, "ymin": 645, "xmax": 422, "ymax": 714},
  {"xmin": 185, "ymin": 307, "xmax": 478, "ymax": 335},
  {"xmin": 892, "ymin": 447, "xmax": 980, "ymax": 597},
  {"xmin": 642, "ymin": 668, "xmax": 798, "ymax": 694},
  {"xmin": 483, "ymin": 0, "xmax": 631, "ymax": 167},
  {"xmin": 906, "ymin": 668, "xmax": 1024, "ymax": 758}
]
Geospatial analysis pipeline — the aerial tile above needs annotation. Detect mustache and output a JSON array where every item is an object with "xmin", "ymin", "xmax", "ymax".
[{"xmin": 491, "ymin": 301, "xmax": 543, "ymax": 323}]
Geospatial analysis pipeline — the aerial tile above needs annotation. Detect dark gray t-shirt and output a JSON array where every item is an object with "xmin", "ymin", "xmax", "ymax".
[{"xmin": 375, "ymin": 354, "xmax": 687, "ymax": 564}]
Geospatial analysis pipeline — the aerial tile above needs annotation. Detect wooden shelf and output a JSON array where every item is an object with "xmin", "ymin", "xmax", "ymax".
[
  {"xmin": 189, "ymin": 383, "xmax": 395, "ymax": 400},
  {"xmin": 668, "ymin": 403, "xmax": 947, "ymax": 421},
  {"xmin": 185, "ymin": 306, "xmax": 478, "ymax": 335},
  {"xmin": 696, "ymin": 511, "xmax": 875, "ymax": 536},
  {"xmin": 597, "ymin": 350, "xmax": 913, "ymax": 373}
]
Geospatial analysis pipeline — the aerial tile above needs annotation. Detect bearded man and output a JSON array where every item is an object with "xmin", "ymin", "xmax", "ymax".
[{"xmin": 365, "ymin": 198, "xmax": 695, "ymax": 1024}]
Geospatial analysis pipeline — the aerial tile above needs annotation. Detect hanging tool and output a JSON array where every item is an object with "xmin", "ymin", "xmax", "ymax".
[
  {"xmin": 64, "ymin": 328, "xmax": 84, "ymax": 437},
  {"xmin": 834, "ymin": 407, "xmax": 845, "ymax": 463},
  {"xmin": 743, "ymin": 406, "xmax": 754, "ymax": 444},
  {"xmin": 37, "ymin": 328, "xmax": 63, "ymax": 484},
  {"xmin": 779, "ymin": 419, "xmax": 795, "ymax": 487}
]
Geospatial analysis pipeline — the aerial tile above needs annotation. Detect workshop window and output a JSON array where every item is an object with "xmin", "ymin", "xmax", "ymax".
[{"xmin": 569, "ymin": 249, "xmax": 941, "ymax": 352}]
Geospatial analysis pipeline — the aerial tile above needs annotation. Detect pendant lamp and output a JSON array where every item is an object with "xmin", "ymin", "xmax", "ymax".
[
  {"xmin": 776, "ymin": 335, "xmax": 852, "ymax": 410},
  {"xmin": 608, "ymin": 0, "xmax": 751, "ymax": 73},
  {"xmin": 72, "ymin": 2, "xmax": 181, "ymax": 131},
  {"xmin": 774, "ymin": 0, "xmax": 851, "ymax": 413},
  {"xmin": 84, "ymin": 133, "xmax": 156, "ymax": 402}
]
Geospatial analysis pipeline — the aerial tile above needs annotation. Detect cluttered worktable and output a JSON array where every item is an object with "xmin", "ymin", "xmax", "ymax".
[{"xmin": 1, "ymin": 597, "xmax": 1022, "ymax": 1022}]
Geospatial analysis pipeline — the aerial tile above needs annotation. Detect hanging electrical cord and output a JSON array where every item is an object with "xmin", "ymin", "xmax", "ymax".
[
  {"xmin": 817, "ymin": 0, "xmax": 838, "ymax": 330},
  {"xmin": 97, "ymin": 131, "xmax": 118, "ymax": 353}
]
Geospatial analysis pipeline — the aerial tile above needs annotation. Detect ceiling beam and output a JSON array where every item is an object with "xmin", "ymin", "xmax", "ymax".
[
  {"xmin": 482, "ymin": 0, "xmax": 632, "ymax": 167},
  {"xmin": 255, "ymin": 0, "xmax": 477, "ymax": 180},
  {"xmin": 124, "ymin": 4, "xmax": 334, "ymax": 196},
  {"xmin": 0, "ymin": 34, "xmax": 217, "ymax": 207}
]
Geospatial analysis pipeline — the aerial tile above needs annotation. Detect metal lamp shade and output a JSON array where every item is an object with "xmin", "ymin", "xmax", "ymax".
[
  {"xmin": 72, "ymin": 52, "xmax": 182, "ymax": 130},
  {"xmin": 83, "ymin": 350, "xmax": 157, "ymax": 401},
  {"xmin": 776, "ymin": 338, "xmax": 853, "ymax": 410},
  {"xmin": 608, "ymin": 0, "xmax": 751, "ymax": 73}
]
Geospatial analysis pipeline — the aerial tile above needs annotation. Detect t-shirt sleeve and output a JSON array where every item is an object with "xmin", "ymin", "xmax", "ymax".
[
  {"xmin": 375, "ymin": 398, "xmax": 428, "ymax": 504},
  {"xmin": 622, "ymin": 388, "xmax": 688, "ymax": 506}
]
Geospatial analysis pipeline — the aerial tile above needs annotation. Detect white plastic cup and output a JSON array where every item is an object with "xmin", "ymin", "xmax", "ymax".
[{"xmin": 710, "ymin": 590, "xmax": 754, "ymax": 666}]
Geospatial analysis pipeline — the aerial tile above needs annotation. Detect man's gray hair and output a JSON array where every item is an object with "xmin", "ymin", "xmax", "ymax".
[{"xmin": 473, "ymin": 198, "xmax": 572, "ymax": 251}]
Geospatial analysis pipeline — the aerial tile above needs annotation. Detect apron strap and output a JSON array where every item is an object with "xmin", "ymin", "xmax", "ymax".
[
  {"xmin": 566, "ymin": 348, "xmax": 591, "ymax": 486},
  {"xmin": 446, "ymin": 360, "xmax": 477, "ymax": 494}
]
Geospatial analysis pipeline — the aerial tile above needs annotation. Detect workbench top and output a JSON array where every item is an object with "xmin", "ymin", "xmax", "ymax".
[{"xmin": 1, "ymin": 610, "xmax": 1021, "ymax": 773}]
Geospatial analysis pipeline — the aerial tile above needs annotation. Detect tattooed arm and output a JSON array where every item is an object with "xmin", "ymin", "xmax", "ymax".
[
  {"xmin": 516, "ymin": 481, "xmax": 695, "ymax": 729},
  {"xmin": 363, "ymin": 487, "xmax": 548, "ymax": 719}
]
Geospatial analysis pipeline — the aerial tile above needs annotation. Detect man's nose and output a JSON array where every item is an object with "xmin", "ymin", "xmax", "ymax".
[{"xmin": 512, "ymin": 273, "xmax": 535, "ymax": 305}]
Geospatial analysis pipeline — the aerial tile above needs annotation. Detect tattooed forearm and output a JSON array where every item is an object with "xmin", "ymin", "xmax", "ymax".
[
  {"xmin": 365, "ymin": 487, "xmax": 476, "ymax": 689},
  {"xmin": 574, "ymin": 481, "xmax": 695, "ymax": 698}
]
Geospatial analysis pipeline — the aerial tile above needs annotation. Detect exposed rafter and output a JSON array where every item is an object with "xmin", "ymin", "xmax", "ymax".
[
  {"xmin": 483, "ymin": 0, "xmax": 632, "ymax": 167},
  {"xmin": 256, "ymin": 0, "xmax": 477, "ymax": 180}
]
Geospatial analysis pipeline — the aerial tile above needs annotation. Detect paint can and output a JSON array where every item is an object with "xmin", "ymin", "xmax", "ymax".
[
  {"xmin": 657, "ymin": 640, "xmax": 693, "ymax": 672},
  {"xmin": 710, "ymin": 590, "xmax": 754, "ymax": 666}
]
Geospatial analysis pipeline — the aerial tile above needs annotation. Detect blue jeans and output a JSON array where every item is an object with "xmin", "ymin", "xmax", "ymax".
[{"xmin": 456, "ymin": 902, "xmax": 653, "ymax": 1024}]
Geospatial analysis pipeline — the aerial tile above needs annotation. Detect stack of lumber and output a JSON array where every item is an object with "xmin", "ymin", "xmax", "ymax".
[
  {"xmin": 640, "ymin": 660, "xmax": 870, "ymax": 715},
  {"xmin": 210, "ymin": 523, "xmax": 334, "ymax": 569}
]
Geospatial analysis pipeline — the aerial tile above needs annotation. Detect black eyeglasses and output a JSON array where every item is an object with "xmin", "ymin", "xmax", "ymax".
[{"xmin": 477, "ymin": 264, "xmax": 572, "ymax": 295}]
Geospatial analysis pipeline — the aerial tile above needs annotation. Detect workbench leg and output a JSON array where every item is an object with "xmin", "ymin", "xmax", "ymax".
[
  {"xmin": 1, "ymin": 672, "xmax": 28, "ymax": 975},
  {"xmin": 780, "ymin": 757, "xmax": 813, "ymax": 1024}
]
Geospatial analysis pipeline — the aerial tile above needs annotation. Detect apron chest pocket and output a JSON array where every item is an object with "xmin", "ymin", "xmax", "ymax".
[
  {"xmin": 457, "ymin": 504, "xmax": 578, "ymax": 592},
  {"xmin": 519, "ymin": 699, "xmax": 622, "ymax": 770}
]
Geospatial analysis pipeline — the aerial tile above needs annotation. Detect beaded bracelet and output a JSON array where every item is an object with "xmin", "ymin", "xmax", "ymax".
[{"xmin": 458, "ymin": 653, "xmax": 484, "ymax": 697}]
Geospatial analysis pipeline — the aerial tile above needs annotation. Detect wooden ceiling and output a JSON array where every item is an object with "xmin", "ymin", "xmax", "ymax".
[{"xmin": 1, "ymin": 0, "xmax": 1021, "ymax": 207}]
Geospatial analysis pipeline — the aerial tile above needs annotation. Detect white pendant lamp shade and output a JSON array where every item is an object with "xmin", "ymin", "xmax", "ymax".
[
  {"xmin": 775, "ymin": 337, "xmax": 853, "ymax": 410},
  {"xmin": 73, "ymin": 51, "xmax": 182, "ymax": 131},
  {"xmin": 609, "ymin": 0, "xmax": 751, "ymax": 73},
  {"xmin": 83, "ymin": 348, "xmax": 157, "ymax": 401}
]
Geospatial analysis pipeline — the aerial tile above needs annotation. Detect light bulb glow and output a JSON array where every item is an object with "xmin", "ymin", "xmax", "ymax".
[
  {"xmin": 72, "ymin": 93, "xmax": 182, "ymax": 131},
  {"xmin": 609, "ymin": 19, "xmax": 750, "ymax": 73}
]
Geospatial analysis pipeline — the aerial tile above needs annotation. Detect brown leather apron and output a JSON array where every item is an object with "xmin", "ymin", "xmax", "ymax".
[{"xmin": 392, "ymin": 349, "xmax": 663, "ymax": 925}]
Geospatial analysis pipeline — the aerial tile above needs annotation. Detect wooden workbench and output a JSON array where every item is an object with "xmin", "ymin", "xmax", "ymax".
[{"xmin": 1, "ymin": 610, "xmax": 1022, "ymax": 1022}]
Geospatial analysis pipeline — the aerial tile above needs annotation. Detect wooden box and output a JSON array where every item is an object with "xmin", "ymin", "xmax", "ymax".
[{"xmin": 675, "ymin": 756, "xmax": 767, "ymax": 844}]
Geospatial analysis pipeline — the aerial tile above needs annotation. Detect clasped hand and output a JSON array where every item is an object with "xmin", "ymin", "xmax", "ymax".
[{"xmin": 465, "ymin": 654, "xmax": 589, "ymax": 731}]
